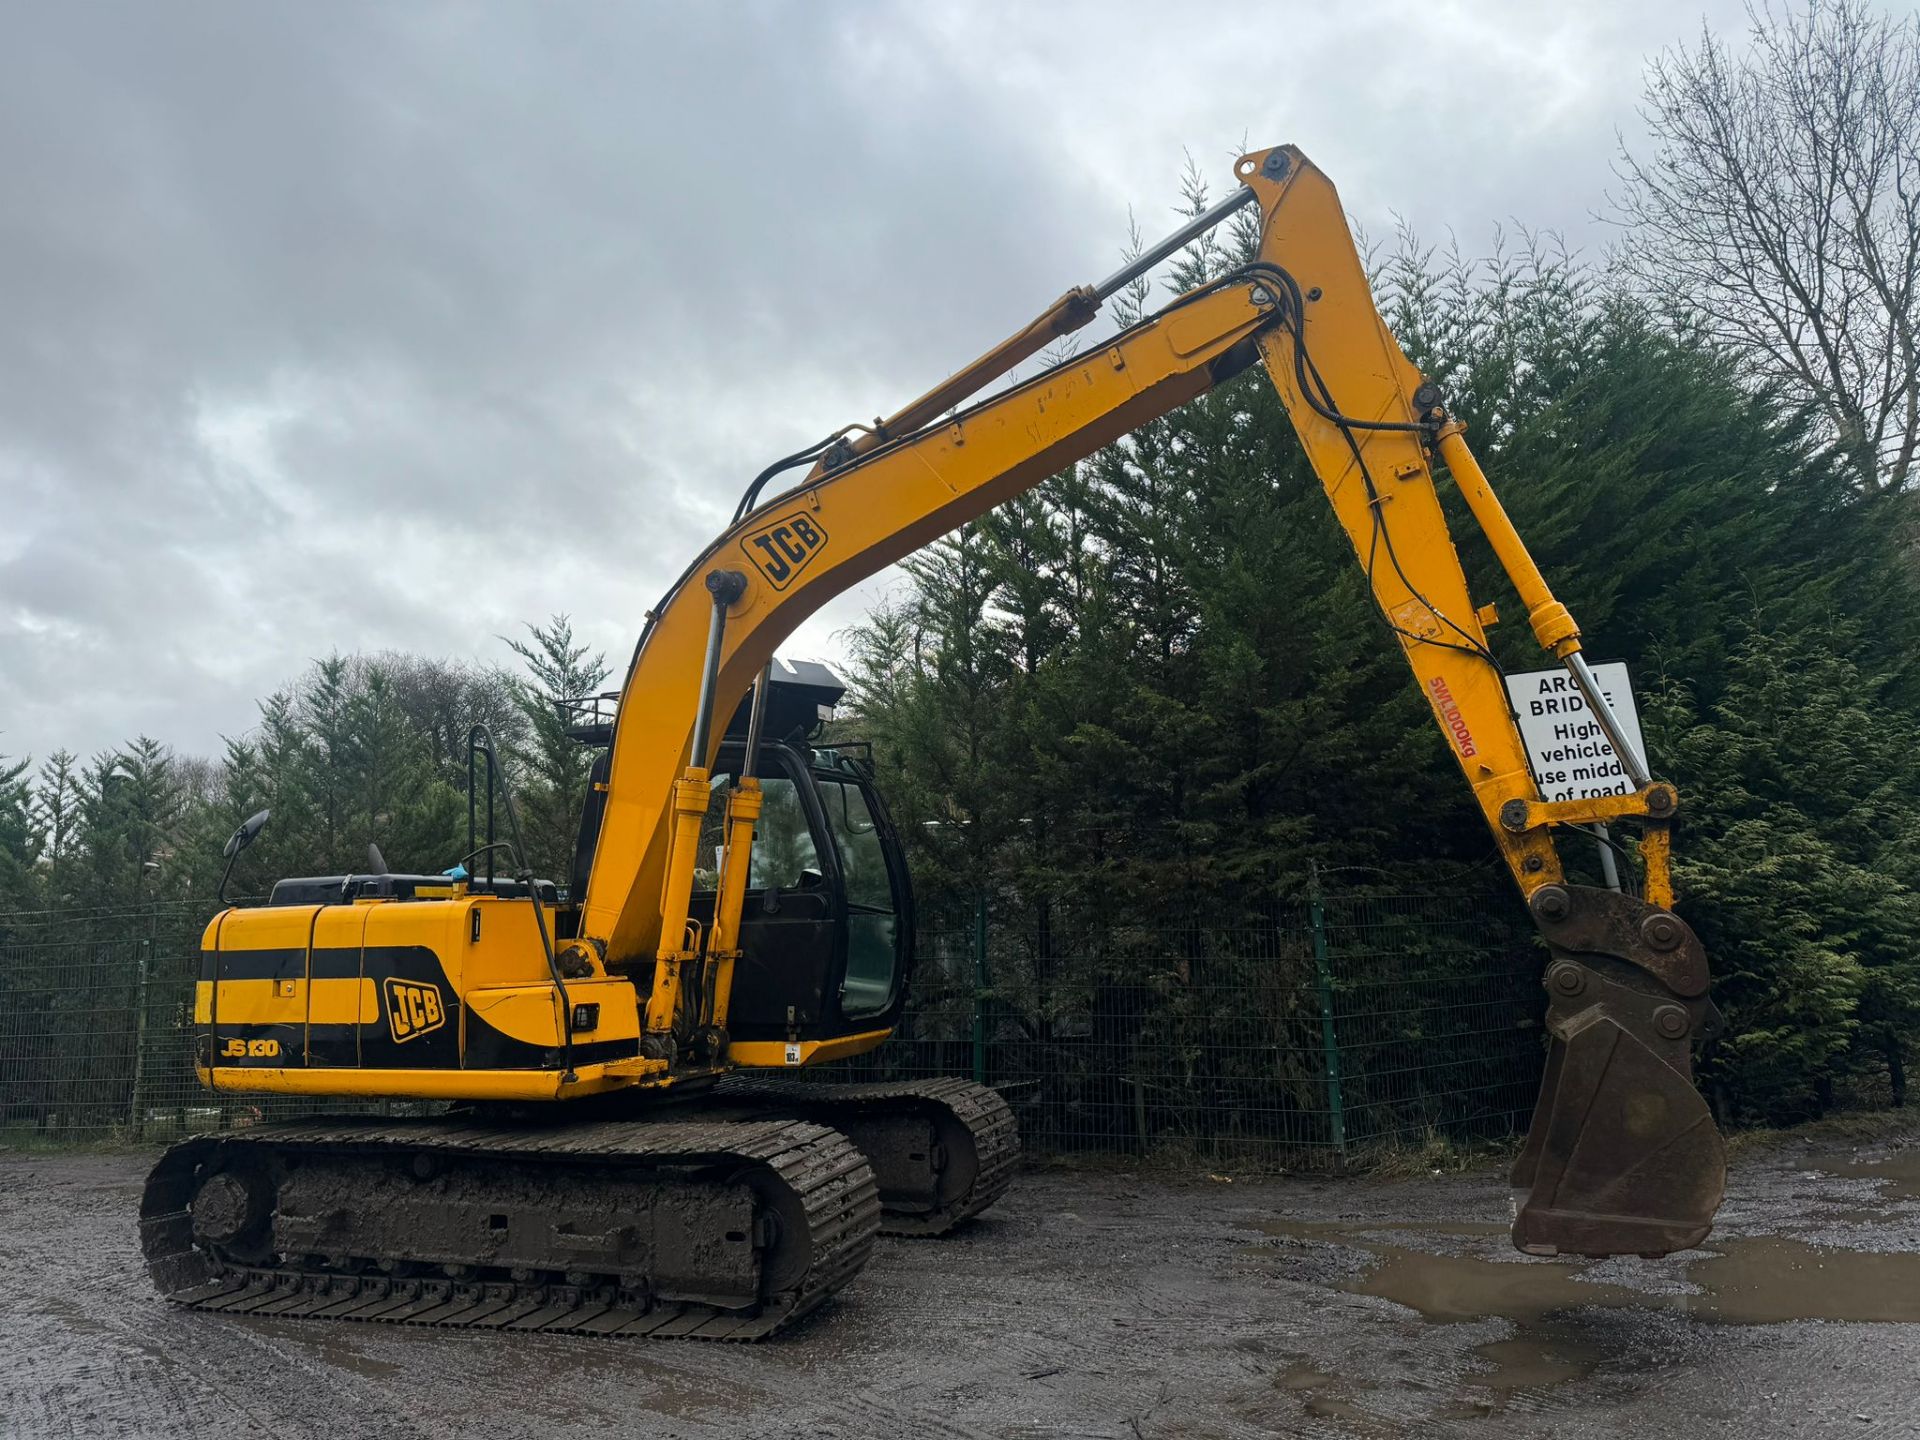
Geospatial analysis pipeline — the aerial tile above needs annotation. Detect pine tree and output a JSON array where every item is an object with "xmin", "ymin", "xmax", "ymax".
[
  {"xmin": 297, "ymin": 657, "xmax": 358, "ymax": 871},
  {"xmin": 228, "ymin": 688, "xmax": 318, "ymax": 895},
  {"xmin": 346, "ymin": 662, "xmax": 464, "ymax": 872},
  {"xmin": 0, "ymin": 751, "xmax": 39, "ymax": 912},
  {"xmin": 504, "ymin": 616, "xmax": 610, "ymax": 885},
  {"xmin": 32, "ymin": 750, "xmax": 80, "ymax": 909},
  {"xmin": 69, "ymin": 739, "xmax": 185, "ymax": 910},
  {"xmin": 1647, "ymin": 628, "xmax": 1920, "ymax": 1118}
]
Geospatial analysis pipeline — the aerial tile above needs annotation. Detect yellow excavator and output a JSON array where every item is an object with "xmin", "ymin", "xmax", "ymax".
[{"xmin": 143, "ymin": 143, "xmax": 1728, "ymax": 1339}]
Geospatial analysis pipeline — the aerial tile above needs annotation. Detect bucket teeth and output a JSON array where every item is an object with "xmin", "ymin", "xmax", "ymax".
[{"xmin": 1510, "ymin": 885, "xmax": 1726, "ymax": 1258}]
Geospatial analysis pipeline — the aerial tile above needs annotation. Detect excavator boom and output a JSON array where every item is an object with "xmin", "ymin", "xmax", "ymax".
[{"xmin": 582, "ymin": 144, "xmax": 1725, "ymax": 1257}]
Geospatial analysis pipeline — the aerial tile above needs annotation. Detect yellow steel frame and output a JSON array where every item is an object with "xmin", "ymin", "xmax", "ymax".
[{"xmin": 198, "ymin": 1056, "xmax": 673, "ymax": 1102}]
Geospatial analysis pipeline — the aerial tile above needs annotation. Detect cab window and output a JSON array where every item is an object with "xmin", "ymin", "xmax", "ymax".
[
  {"xmin": 696, "ymin": 774, "xmax": 821, "ymax": 891},
  {"xmin": 818, "ymin": 776, "xmax": 899, "ymax": 1015}
]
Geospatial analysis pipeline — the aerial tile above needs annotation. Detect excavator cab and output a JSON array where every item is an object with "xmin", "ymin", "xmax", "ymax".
[
  {"xmin": 688, "ymin": 738, "xmax": 914, "ymax": 1044},
  {"xmin": 567, "ymin": 660, "xmax": 916, "ymax": 1048}
]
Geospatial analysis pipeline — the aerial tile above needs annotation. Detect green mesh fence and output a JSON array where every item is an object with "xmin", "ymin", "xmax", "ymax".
[
  {"xmin": 830, "ymin": 885, "xmax": 1546, "ymax": 1169},
  {"xmin": 0, "ymin": 883, "xmax": 1548, "ymax": 1164},
  {"xmin": 0, "ymin": 903, "xmax": 441, "ymax": 1145},
  {"xmin": 1, "ymin": 904, "xmax": 207, "ymax": 1143}
]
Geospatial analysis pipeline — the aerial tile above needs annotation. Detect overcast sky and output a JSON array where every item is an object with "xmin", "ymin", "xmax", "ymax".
[{"xmin": 1, "ymin": 0, "xmax": 1783, "ymax": 767}]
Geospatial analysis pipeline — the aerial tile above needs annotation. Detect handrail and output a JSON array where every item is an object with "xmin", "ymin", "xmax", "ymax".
[{"xmin": 466, "ymin": 724, "xmax": 574, "ymax": 1081}]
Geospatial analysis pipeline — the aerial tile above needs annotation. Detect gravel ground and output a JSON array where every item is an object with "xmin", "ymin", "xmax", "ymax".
[{"xmin": 3, "ymin": 1124, "xmax": 1919, "ymax": 1438}]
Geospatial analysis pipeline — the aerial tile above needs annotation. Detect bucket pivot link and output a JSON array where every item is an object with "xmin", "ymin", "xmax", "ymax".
[{"xmin": 1511, "ymin": 884, "xmax": 1726, "ymax": 1259}]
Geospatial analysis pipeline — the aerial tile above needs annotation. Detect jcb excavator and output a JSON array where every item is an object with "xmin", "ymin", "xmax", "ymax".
[{"xmin": 142, "ymin": 144, "xmax": 1728, "ymax": 1339}]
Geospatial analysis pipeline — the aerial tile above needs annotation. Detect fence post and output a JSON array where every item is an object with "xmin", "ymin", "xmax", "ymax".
[
  {"xmin": 1308, "ymin": 863, "xmax": 1348, "ymax": 1158},
  {"xmin": 128, "ymin": 906, "xmax": 155, "ymax": 1140},
  {"xmin": 971, "ymin": 890, "xmax": 989, "ymax": 1085}
]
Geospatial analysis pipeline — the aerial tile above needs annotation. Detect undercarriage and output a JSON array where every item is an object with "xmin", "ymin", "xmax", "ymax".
[{"xmin": 142, "ymin": 1077, "xmax": 1018, "ymax": 1340}]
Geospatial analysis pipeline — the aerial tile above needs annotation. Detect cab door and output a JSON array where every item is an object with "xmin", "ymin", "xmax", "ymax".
[
  {"xmin": 691, "ymin": 742, "xmax": 915, "ymax": 1042},
  {"xmin": 690, "ymin": 743, "xmax": 839, "ymax": 1035},
  {"xmin": 810, "ymin": 759, "xmax": 912, "ymax": 1022}
]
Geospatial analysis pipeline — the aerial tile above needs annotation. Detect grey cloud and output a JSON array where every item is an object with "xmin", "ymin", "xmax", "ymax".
[{"xmin": 0, "ymin": 0, "xmax": 1785, "ymax": 766}]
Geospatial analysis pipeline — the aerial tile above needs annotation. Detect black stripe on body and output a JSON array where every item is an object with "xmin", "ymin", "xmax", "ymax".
[{"xmin": 462, "ymin": 1008, "xmax": 641, "ymax": 1071}]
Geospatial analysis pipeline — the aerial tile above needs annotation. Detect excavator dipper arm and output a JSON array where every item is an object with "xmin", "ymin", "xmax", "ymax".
[{"xmin": 583, "ymin": 144, "xmax": 1725, "ymax": 1257}]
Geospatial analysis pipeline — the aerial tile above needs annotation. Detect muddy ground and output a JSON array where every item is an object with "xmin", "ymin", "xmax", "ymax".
[{"xmin": 3, "ymin": 1126, "xmax": 1918, "ymax": 1439}]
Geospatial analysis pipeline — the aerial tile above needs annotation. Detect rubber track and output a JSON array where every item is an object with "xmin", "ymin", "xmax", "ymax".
[
  {"xmin": 140, "ymin": 1116, "xmax": 880, "ymax": 1341},
  {"xmin": 715, "ymin": 1075, "xmax": 1019, "ymax": 1236}
]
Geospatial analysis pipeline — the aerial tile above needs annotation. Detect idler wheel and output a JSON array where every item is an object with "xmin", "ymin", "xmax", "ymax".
[{"xmin": 191, "ymin": 1167, "xmax": 272, "ymax": 1251}]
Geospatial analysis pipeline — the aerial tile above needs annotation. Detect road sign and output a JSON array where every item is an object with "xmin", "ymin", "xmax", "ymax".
[{"xmin": 1503, "ymin": 661, "xmax": 1646, "ymax": 804}]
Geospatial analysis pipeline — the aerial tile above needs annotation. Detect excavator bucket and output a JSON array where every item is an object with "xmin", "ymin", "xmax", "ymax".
[{"xmin": 1509, "ymin": 884, "xmax": 1726, "ymax": 1258}]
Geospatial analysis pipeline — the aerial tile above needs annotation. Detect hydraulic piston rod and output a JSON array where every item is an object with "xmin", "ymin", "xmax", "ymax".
[
  {"xmin": 690, "ymin": 569, "xmax": 749, "ymax": 766},
  {"xmin": 817, "ymin": 185, "xmax": 1258, "ymax": 477},
  {"xmin": 1432, "ymin": 420, "xmax": 1650, "ymax": 787},
  {"xmin": 1562, "ymin": 650, "xmax": 1650, "ymax": 788},
  {"xmin": 1091, "ymin": 186, "xmax": 1257, "ymax": 300}
]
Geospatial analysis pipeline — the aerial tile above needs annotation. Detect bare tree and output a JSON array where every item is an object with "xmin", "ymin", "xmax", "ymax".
[
  {"xmin": 363, "ymin": 651, "xmax": 527, "ymax": 789},
  {"xmin": 1612, "ymin": 1, "xmax": 1920, "ymax": 497}
]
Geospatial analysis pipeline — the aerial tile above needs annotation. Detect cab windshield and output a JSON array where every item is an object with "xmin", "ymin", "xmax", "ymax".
[{"xmin": 696, "ymin": 774, "xmax": 821, "ymax": 891}]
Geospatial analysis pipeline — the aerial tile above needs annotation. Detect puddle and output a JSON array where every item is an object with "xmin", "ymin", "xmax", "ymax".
[
  {"xmin": 1468, "ymin": 1334, "xmax": 1610, "ymax": 1391},
  {"xmin": 1302, "ymin": 1392, "xmax": 1383, "ymax": 1426},
  {"xmin": 1812, "ymin": 1146, "xmax": 1920, "ymax": 1202},
  {"xmin": 1274, "ymin": 1362, "xmax": 1389, "ymax": 1431},
  {"xmin": 1829, "ymin": 1208, "xmax": 1898, "ymax": 1224},
  {"xmin": 1697, "ymin": 1236, "xmax": 1920, "ymax": 1323},
  {"xmin": 1338, "ymin": 1244, "xmax": 1647, "ymax": 1323},
  {"xmin": 1277, "ymin": 1361, "xmax": 1343, "ymax": 1392},
  {"xmin": 1247, "ymin": 1215, "xmax": 1920, "ymax": 1411},
  {"xmin": 252, "ymin": 1320, "xmax": 408, "ymax": 1379},
  {"xmin": 1248, "ymin": 1216, "xmax": 1920, "ymax": 1326}
]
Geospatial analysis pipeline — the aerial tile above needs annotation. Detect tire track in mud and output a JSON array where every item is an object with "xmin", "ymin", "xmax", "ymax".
[
  {"xmin": 1, "ymin": 1158, "xmax": 424, "ymax": 1440},
  {"xmin": 10, "ymin": 1137, "xmax": 1920, "ymax": 1439},
  {"xmin": 7, "ymin": 1305, "xmax": 330, "ymax": 1440}
]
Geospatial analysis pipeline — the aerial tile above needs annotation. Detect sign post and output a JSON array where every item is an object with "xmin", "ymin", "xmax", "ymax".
[{"xmin": 1503, "ymin": 661, "xmax": 1647, "ymax": 891}]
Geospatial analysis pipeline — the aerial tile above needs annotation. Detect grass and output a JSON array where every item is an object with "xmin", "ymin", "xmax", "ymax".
[{"xmin": 1722, "ymin": 1106, "xmax": 1919, "ymax": 1161}]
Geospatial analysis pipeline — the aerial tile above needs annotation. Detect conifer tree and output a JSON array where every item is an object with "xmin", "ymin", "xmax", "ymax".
[
  {"xmin": 504, "ymin": 616, "xmax": 610, "ymax": 885},
  {"xmin": 0, "ymin": 752, "xmax": 38, "ymax": 912},
  {"xmin": 32, "ymin": 750, "xmax": 80, "ymax": 910}
]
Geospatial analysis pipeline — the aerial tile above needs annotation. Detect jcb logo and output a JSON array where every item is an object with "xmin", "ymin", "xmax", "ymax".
[
  {"xmin": 384, "ymin": 978, "xmax": 447, "ymax": 1044},
  {"xmin": 740, "ymin": 511, "xmax": 828, "ymax": 591}
]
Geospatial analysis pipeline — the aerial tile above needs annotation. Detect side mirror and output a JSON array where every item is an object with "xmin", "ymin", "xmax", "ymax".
[
  {"xmin": 217, "ymin": 809, "xmax": 271, "ymax": 907},
  {"xmin": 223, "ymin": 808, "xmax": 272, "ymax": 859}
]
